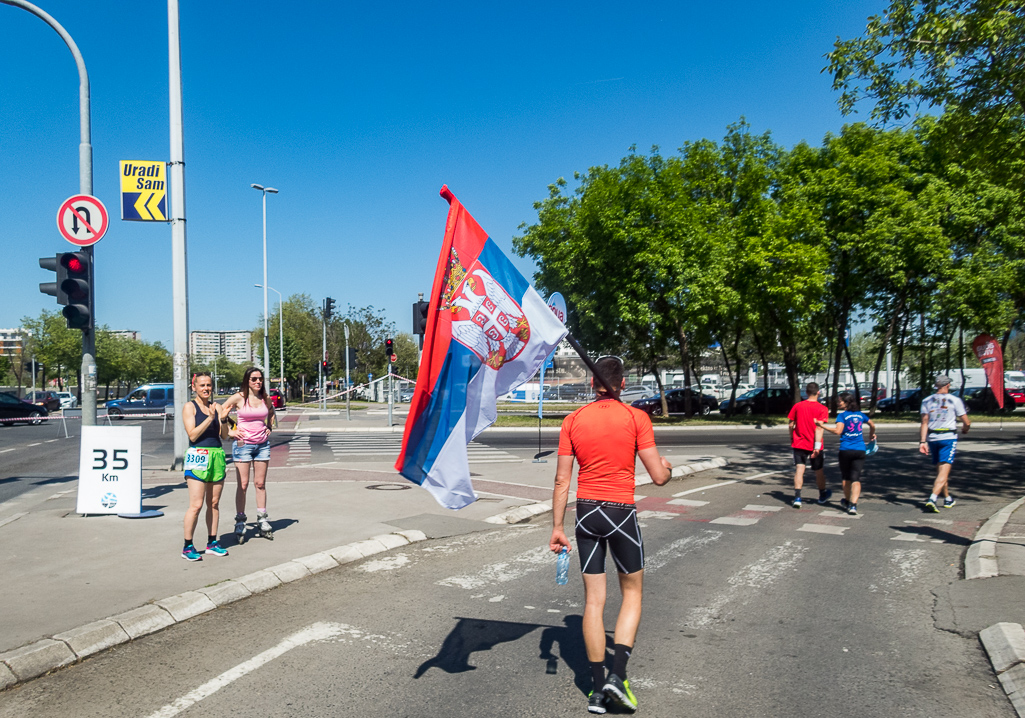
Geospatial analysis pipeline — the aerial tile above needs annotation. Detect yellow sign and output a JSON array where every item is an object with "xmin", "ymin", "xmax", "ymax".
[{"xmin": 119, "ymin": 160, "xmax": 167, "ymax": 221}]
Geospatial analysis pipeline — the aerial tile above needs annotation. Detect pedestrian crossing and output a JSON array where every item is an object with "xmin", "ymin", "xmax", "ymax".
[{"xmin": 286, "ymin": 433, "xmax": 311, "ymax": 466}]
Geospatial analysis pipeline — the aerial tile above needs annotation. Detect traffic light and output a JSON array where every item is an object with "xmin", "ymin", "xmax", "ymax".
[
  {"xmin": 385, "ymin": 337, "xmax": 394, "ymax": 356},
  {"xmin": 347, "ymin": 347, "xmax": 358, "ymax": 367},
  {"xmin": 322, "ymin": 359, "xmax": 332, "ymax": 376},
  {"xmin": 60, "ymin": 252, "xmax": 91, "ymax": 330},
  {"xmin": 39, "ymin": 254, "xmax": 68, "ymax": 305},
  {"xmin": 324, "ymin": 297, "xmax": 335, "ymax": 320},
  {"xmin": 412, "ymin": 300, "xmax": 430, "ymax": 335}
]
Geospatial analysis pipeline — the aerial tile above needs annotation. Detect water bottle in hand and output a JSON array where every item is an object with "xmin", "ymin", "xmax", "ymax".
[{"xmin": 556, "ymin": 547, "xmax": 570, "ymax": 585}]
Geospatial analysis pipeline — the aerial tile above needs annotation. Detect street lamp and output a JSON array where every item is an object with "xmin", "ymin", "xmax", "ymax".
[
  {"xmin": 250, "ymin": 184, "xmax": 278, "ymax": 380},
  {"xmin": 255, "ymin": 283, "xmax": 285, "ymax": 395}
]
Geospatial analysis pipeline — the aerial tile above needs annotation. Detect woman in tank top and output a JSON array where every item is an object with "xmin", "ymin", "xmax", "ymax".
[
  {"xmin": 221, "ymin": 366, "xmax": 276, "ymax": 541},
  {"xmin": 180, "ymin": 372, "xmax": 231, "ymax": 561}
]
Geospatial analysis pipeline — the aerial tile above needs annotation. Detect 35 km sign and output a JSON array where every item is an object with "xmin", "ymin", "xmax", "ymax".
[
  {"xmin": 57, "ymin": 194, "xmax": 108, "ymax": 247},
  {"xmin": 77, "ymin": 426, "xmax": 142, "ymax": 515}
]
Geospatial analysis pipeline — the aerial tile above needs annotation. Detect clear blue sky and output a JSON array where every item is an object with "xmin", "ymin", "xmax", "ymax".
[{"xmin": 0, "ymin": 0, "xmax": 884, "ymax": 347}]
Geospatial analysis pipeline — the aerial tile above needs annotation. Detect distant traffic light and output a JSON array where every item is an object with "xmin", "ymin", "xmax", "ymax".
[
  {"xmin": 60, "ymin": 252, "xmax": 91, "ymax": 330},
  {"xmin": 347, "ymin": 347, "xmax": 358, "ymax": 367},
  {"xmin": 322, "ymin": 359, "xmax": 333, "ymax": 376},
  {"xmin": 412, "ymin": 299, "xmax": 430, "ymax": 335},
  {"xmin": 324, "ymin": 297, "xmax": 335, "ymax": 320},
  {"xmin": 385, "ymin": 337, "xmax": 394, "ymax": 356},
  {"xmin": 39, "ymin": 254, "xmax": 68, "ymax": 305}
]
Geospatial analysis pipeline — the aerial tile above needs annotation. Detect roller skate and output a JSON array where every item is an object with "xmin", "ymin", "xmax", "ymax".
[
  {"xmin": 257, "ymin": 511, "xmax": 274, "ymax": 540},
  {"xmin": 234, "ymin": 513, "xmax": 247, "ymax": 544}
]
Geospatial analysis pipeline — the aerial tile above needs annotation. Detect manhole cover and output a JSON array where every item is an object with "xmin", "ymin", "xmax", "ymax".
[{"xmin": 365, "ymin": 483, "xmax": 412, "ymax": 491}]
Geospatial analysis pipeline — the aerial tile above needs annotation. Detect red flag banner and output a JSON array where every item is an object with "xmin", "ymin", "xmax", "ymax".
[{"xmin": 971, "ymin": 333, "xmax": 1005, "ymax": 409}]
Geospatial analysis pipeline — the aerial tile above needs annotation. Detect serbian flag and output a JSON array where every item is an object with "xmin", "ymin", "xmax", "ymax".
[
  {"xmin": 395, "ymin": 187, "xmax": 567, "ymax": 509},
  {"xmin": 972, "ymin": 333, "xmax": 1005, "ymax": 409}
]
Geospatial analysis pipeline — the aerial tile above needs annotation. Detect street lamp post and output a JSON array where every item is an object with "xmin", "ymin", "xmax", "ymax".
[
  {"xmin": 255, "ymin": 284, "xmax": 285, "ymax": 395},
  {"xmin": 250, "ymin": 184, "xmax": 278, "ymax": 379}
]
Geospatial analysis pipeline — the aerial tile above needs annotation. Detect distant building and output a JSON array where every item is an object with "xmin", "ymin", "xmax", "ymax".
[
  {"xmin": 110, "ymin": 330, "xmax": 141, "ymax": 341},
  {"xmin": 190, "ymin": 330, "xmax": 254, "ymax": 365},
  {"xmin": 0, "ymin": 328, "xmax": 24, "ymax": 357}
]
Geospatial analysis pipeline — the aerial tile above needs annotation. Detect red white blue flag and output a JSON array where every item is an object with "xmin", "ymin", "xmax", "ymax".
[{"xmin": 395, "ymin": 187, "xmax": 567, "ymax": 509}]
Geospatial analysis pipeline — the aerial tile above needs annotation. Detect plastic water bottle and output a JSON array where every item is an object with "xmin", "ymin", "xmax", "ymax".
[{"xmin": 556, "ymin": 547, "xmax": 570, "ymax": 585}]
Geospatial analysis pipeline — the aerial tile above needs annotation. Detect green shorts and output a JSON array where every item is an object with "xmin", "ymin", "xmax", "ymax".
[{"xmin": 184, "ymin": 446, "xmax": 226, "ymax": 483}]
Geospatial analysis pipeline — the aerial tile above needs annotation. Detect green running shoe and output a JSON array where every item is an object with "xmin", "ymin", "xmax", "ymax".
[
  {"xmin": 587, "ymin": 690, "xmax": 607, "ymax": 714},
  {"xmin": 944, "ymin": 497, "xmax": 956, "ymax": 509},
  {"xmin": 924, "ymin": 500, "xmax": 939, "ymax": 513},
  {"xmin": 603, "ymin": 674, "xmax": 637, "ymax": 713}
]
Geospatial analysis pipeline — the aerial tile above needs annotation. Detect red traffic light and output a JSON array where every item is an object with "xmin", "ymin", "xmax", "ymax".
[{"xmin": 65, "ymin": 256, "xmax": 83, "ymax": 273}]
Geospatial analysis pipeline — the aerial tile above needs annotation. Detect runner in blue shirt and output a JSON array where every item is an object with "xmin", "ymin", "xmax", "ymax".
[{"xmin": 817, "ymin": 392, "xmax": 876, "ymax": 515}]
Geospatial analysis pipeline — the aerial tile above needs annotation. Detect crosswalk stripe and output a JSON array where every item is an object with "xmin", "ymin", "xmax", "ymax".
[
  {"xmin": 709, "ymin": 516, "xmax": 760, "ymax": 526},
  {"xmin": 797, "ymin": 524, "xmax": 848, "ymax": 535}
]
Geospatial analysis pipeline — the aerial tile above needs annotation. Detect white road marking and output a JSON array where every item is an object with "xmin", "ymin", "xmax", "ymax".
[
  {"xmin": 357, "ymin": 554, "xmax": 410, "ymax": 572},
  {"xmin": 645, "ymin": 531, "xmax": 724, "ymax": 572},
  {"xmin": 44, "ymin": 439, "xmax": 59, "ymax": 443},
  {"xmin": 685, "ymin": 541, "xmax": 808, "ymax": 628},
  {"xmin": 710, "ymin": 516, "xmax": 760, "ymax": 526},
  {"xmin": 818, "ymin": 510, "xmax": 861, "ymax": 519},
  {"xmin": 921, "ymin": 518, "xmax": 953, "ymax": 525},
  {"xmin": 26, "ymin": 443, "xmax": 40, "ymax": 447},
  {"xmin": 672, "ymin": 480, "xmax": 739, "ymax": 498},
  {"xmin": 437, "ymin": 546, "xmax": 550, "ymax": 589},
  {"xmin": 637, "ymin": 510, "xmax": 679, "ymax": 520},
  {"xmin": 489, "ymin": 595, "xmax": 504, "ymax": 602},
  {"xmin": 891, "ymin": 533, "xmax": 929, "ymax": 542},
  {"xmin": 885, "ymin": 548, "xmax": 927, "ymax": 587},
  {"xmin": 144, "ymin": 622, "xmax": 347, "ymax": 718},
  {"xmin": 0, "ymin": 448, "xmax": 14, "ymax": 454},
  {"xmin": 797, "ymin": 524, "xmax": 848, "ymax": 535},
  {"xmin": 744, "ymin": 504, "xmax": 782, "ymax": 512},
  {"xmin": 667, "ymin": 498, "xmax": 709, "ymax": 507}
]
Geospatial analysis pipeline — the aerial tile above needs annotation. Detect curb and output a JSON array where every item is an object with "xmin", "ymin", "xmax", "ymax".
[
  {"xmin": 966, "ymin": 496, "xmax": 1025, "ymax": 580},
  {"xmin": 980, "ymin": 622, "xmax": 1025, "ymax": 716},
  {"xmin": 0, "ymin": 528, "xmax": 428, "ymax": 693},
  {"xmin": 483, "ymin": 456, "xmax": 729, "ymax": 525}
]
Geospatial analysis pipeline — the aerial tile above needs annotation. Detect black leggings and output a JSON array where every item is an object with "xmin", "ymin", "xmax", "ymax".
[{"xmin": 838, "ymin": 450, "xmax": 866, "ymax": 484}]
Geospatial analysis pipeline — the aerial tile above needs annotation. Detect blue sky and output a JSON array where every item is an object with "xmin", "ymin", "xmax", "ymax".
[{"xmin": 1, "ymin": 0, "xmax": 884, "ymax": 346}]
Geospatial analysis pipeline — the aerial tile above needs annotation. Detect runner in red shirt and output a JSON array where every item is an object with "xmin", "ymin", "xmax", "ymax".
[
  {"xmin": 550, "ymin": 357, "xmax": 671, "ymax": 714},
  {"xmin": 786, "ymin": 382, "xmax": 830, "ymax": 508}
]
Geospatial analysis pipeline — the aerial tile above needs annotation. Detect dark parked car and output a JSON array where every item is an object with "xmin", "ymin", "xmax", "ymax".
[
  {"xmin": 546, "ymin": 383, "xmax": 592, "ymax": 402},
  {"xmin": 269, "ymin": 390, "xmax": 286, "ymax": 409},
  {"xmin": 961, "ymin": 387, "xmax": 1017, "ymax": 414},
  {"xmin": 24, "ymin": 390, "xmax": 61, "ymax": 412},
  {"xmin": 719, "ymin": 387, "xmax": 793, "ymax": 415},
  {"xmin": 877, "ymin": 389, "xmax": 924, "ymax": 413},
  {"xmin": 632, "ymin": 388, "xmax": 719, "ymax": 416},
  {"xmin": 0, "ymin": 392, "xmax": 49, "ymax": 425}
]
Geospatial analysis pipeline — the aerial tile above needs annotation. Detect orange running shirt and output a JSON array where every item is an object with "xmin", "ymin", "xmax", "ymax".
[{"xmin": 558, "ymin": 398, "xmax": 656, "ymax": 505}]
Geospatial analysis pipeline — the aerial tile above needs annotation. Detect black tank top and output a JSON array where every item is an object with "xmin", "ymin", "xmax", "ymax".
[{"xmin": 190, "ymin": 400, "xmax": 221, "ymax": 448}]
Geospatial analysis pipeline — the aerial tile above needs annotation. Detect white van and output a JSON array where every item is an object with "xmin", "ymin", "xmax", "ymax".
[{"xmin": 1005, "ymin": 371, "xmax": 1025, "ymax": 389}]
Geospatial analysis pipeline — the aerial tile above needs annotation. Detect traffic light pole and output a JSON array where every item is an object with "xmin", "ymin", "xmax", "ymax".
[
  {"xmin": 344, "ymin": 323, "xmax": 351, "ymax": 421},
  {"xmin": 387, "ymin": 361, "xmax": 393, "ymax": 428},
  {"xmin": 321, "ymin": 305, "xmax": 327, "ymax": 411},
  {"xmin": 2, "ymin": 0, "xmax": 98, "ymax": 426}
]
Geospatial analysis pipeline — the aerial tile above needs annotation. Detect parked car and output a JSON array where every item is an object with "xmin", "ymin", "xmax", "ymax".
[
  {"xmin": 55, "ymin": 391, "xmax": 78, "ymax": 409},
  {"xmin": 104, "ymin": 383, "xmax": 175, "ymax": 417},
  {"xmin": 1008, "ymin": 387, "xmax": 1025, "ymax": 407},
  {"xmin": 269, "ymin": 390, "xmax": 286, "ymax": 409},
  {"xmin": 547, "ymin": 383, "xmax": 592, "ymax": 402},
  {"xmin": 719, "ymin": 387, "xmax": 793, "ymax": 415},
  {"xmin": 399, "ymin": 388, "xmax": 415, "ymax": 402},
  {"xmin": 961, "ymin": 387, "xmax": 1018, "ymax": 414},
  {"xmin": 632, "ymin": 388, "xmax": 719, "ymax": 416},
  {"xmin": 619, "ymin": 385, "xmax": 654, "ymax": 403},
  {"xmin": 857, "ymin": 385, "xmax": 887, "ymax": 406},
  {"xmin": 876, "ymin": 389, "xmax": 923, "ymax": 413},
  {"xmin": 24, "ymin": 390, "xmax": 61, "ymax": 412},
  {"xmin": 0, "ymin": 392, "xmax": 49, "ymax": 425}
]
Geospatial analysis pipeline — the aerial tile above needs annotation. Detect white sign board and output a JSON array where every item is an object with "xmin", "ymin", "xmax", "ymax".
[{"xmin": 77, "ymin": 426, "xmax": 142, "ymax": 515}]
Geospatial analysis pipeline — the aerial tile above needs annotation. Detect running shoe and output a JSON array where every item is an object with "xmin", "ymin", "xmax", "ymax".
[
  {"xmin": 847, "ymin": 504, "xmax": 858, "ymax": 516},
  {"xmin": 181, "ymin": 545, "xmax": 203, "ymax": 562},
  {"xmin": 839, "ymin": 497, "xmax": 850, "ymax": 511},
  {"xmin": 205, "ymin": 540, "xmax": 228, "ymax": 557},
  {"xmin": 944, "ymin": 497, "xmax": 957, "ymax": 509},
  {"xmin": 924, "ymin": 499, "xmax": 939, "ymax": 513},
  {"xmin": 817, "ymin": 489, "xmax": 833, "ymax": 505},
  {"xmin": 792, "ymin": 497, "xmax": 802, "ymax": 509},
  {"xmin": 587, "ymin": 691, "xmax": 607, "ymax": 714},
  {"xmin": 603, "ymin": 674, "xmax": 638, "ymax": 713}
]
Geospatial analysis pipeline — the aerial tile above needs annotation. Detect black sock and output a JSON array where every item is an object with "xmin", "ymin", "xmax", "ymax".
[
  {"xmin": 794, "ymin": 489, "xmax": 802, "ymax": 499},
  {"xmin": 590, "ymin": 661, "xmax": 606, "ymax": 692},
  {"xmin": 611, "ymin": 644, "xmax": 632, "ymax": 681},
  {"xmin": 183, "ymin": 540, "xmax": 194, "ymax": 551},
  {"xmin": 208, "ymin": 535, "xmax": 217, "ymax": 545}
]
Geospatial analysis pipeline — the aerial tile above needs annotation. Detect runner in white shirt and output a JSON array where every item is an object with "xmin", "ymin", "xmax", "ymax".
[{"xmin": 919, "ymin": 375, "xmax": 970, "ymax": 513}]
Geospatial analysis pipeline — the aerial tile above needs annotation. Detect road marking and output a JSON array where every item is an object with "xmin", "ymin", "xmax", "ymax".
[
  {"xmin": 673, "ymin": 479, "xmax": 739, "ymax": 498},
  {"xmin": 26, "ymin": 442, "xmax": 41, "ymax": 447},
  {"xmin": 357, "ymin": 554, "xmax": 410, "ymax": 572},
  {"xmin": 797, "ymin": 523, "xmax": 848, "ymax": 535},
  {"xmin": 45, "ymin": 439, "xmax": 59, "ymax": 443},
  {"xmin": 0, "ymin": 448, "xmax": 14, "ymax": 454},
  {"xmin": 145, "ymin": 622, "xmax": 346, "ymax": 718},
  {"xmin": 437, "ymin": 546, "xmax": 550, "ymax": 589},
  {"xmin": 0, "ymin": 512, "xmax": 28, "ymax": 529},
  {"xmin": 667, "ymin": 498, "xmax": 709, "ymax": 507},
  {"xmin": 710, "ymin": 516, "xmax": 760, "ymax": 526},
  {"xmin": 818, "ymin": 510, "xmax": 861, "ymax": 519},
  {"xmin": 638, "ymin": 510, "xmax": 679, "ymax": 520},
  {"xmin": 645, "ymin": 531, "xmax": 723, "ymax": 572},
  {"xmin": 744, "ymin": 504, "xmax": 783, "ymax": 512}
]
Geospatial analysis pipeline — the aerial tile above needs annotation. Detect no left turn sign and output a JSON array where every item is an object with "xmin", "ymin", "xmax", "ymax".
[{"xmin": 57, "ymin": 194, "xmax": 109, "ymax": 247}]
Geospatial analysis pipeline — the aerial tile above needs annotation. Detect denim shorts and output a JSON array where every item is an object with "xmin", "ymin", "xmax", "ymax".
[{"xmin": 233, "ymin": 440, "xmax": 270, "ymax": 462}]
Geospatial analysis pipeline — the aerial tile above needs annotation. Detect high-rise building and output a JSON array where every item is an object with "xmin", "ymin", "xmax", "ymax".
[
  {"xmin": 110, "ymin": 330, "xmax": 141, "ymax": 341},
  {"xmin": 0, "ymin": 329, "xmax": 24, "ymax": 357},
  {"xmin": 189, "ymin": 330, "xmax": 254, "ymax": 365}
]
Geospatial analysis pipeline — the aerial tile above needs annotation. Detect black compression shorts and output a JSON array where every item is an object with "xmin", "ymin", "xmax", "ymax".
[
  {"xmin": 575, "ymin": 499, "xmax": 644, "ymax": 575},
  {"xmin": 838, "ymin": 449, "xmax": 866, "ymax": 484},
  {"xmin": 793, "ymin": 448, "xmax": 824, "ymax": 471}
]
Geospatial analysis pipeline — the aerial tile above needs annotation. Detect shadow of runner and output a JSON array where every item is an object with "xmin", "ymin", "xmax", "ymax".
[
  {"xmin": 889, "ymin": 524, "xmax": 973, "ymax": 545},
  {"xmin": 414, "ymin": 616, "xmax": 555, "ymax": 679},
  {"xmin": 538, "ymin": 615, "xmax": 592, "ymax": 695}
]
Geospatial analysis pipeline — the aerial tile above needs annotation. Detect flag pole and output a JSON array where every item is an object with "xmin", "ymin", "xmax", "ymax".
[{"xmin": 564, "ymin": 333, "xmax": 617, "ymax": 395}]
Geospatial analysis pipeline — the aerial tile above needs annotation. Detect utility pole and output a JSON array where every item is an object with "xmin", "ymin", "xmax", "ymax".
[{"xmin": 344, "ymin": 322, "xmax": 351, "ymax": 421}]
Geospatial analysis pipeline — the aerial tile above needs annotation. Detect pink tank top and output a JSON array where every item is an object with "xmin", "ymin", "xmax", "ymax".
[{"xmin": 237, "ymin": 396, "xmax": 270, "ymax": 444}]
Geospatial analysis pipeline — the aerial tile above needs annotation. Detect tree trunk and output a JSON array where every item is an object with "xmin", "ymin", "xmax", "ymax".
[
  {"xmin": 674, "ymin": 321, "xmax": 693, "ymax": 418},
  {"xmin": 959, "ymin": 327, "xmax": 967, "ymax": 396},
  {"xmin": 717, "ymin": 335, "xmax": 739, "ymax": 416},
  {"xmin": 894, "ymin": 312, "xmax": 910, "ymax": 401},
  {"xmin": 652, "ymin": 361, "xmax": 669, "ymax": 417},
  {"xmin": 752, "ymin": 330, "xmax": 770, "ymax": 417},
  {"xmin": 843, "ymin": 338, "xmax": 861, "ymax": 406},
  {"xmin": 868, "ymin": 308, "xmax": 899, "ymax": 416},
  {"xmin": 919, "ymin": 313, "xmax": 928, "ymax": 392},
  {"xmin": 781, "ymin": 340, "xmax": 801, "ymax": 406},
  {"xmin": 832, "ymin": 307, "xmax": 848, "ymax": 412}
]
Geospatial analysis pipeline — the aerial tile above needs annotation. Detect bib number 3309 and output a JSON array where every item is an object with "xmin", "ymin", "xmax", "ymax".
[{"xmin": 93, "ymin": 449, "xmax": 129, "ymax": 470}]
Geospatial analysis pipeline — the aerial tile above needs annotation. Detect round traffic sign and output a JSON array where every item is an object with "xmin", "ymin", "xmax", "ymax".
[{"xmin": 57, "ymin": 194, "xmax": 109, "ymax": 247}]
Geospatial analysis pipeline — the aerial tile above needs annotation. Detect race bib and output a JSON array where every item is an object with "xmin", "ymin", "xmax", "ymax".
[{"xmin": 184, "ymin": 448, "xmax": 210, "ymax": 471}]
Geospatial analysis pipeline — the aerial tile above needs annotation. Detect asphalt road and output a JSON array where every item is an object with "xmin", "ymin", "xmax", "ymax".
[{"xmin": 0, "ymin": 430, "xmax": 1020, "ymax": 716}]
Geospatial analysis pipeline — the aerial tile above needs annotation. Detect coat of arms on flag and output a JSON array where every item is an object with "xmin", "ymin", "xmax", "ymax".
[{"xmin": 395, "ymin": 187, "xmax": 567, "ymax": 509}]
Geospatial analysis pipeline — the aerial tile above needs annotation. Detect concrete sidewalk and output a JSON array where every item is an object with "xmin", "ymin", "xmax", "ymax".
[{"xmin": 0, "ymin": 436, "xmax": 725, "ymax": 691}]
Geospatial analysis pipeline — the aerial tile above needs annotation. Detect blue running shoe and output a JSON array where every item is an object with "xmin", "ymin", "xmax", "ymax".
[
  {"xmin": 944, "ymin": 497, "xmax": 956, "ymax": 509},
  {"xmin": 792, "ymin": 497, "xmax": 802, "ymax": 509},
  {"xmin": 182, "ymin": 545, "xmax": 203, "ymax": 561},
  {"xmin": 839, "ymin": 497, "xmax": 850, "ymax": 511},
  {"xmin": 817, "ymin": 489, "xmax": 833, "ymax": 505},
  {"xmin": 205, "ymin": 540, "xmax": 228, "ymax": 557},
  {"xmin": 924, "ymin": 499, "xmax": 939, "ymax": 513}
]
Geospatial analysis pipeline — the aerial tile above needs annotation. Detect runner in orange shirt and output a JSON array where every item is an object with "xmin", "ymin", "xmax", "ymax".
[
  {"xmin": 550, "ymin": 357, "xmax": 672, "ymax": 714},
  {"xmin": 786, "ymin": 382, "xmax": 830, "ymax": 508}
]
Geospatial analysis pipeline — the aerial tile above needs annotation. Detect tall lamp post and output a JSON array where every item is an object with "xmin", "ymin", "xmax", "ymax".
[
  {"xmin": 250, "ymin": 184, "xmax": 278, "ymax": 379},
  {"xmin": 255, "ymin": 283, "xmax": 285, "ymax": 395}
]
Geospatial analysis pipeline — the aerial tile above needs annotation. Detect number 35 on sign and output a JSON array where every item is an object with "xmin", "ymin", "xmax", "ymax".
[{"xmin": 77, "ymin": 426, "xmax": 142, "ymax": 515}]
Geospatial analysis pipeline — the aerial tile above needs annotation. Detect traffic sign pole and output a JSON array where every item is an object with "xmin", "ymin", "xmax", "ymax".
[{"xmin": 169, "ymin": 0, "xmax": 189, "ymax": 470}]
